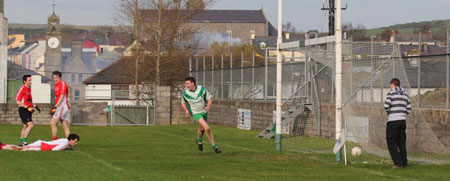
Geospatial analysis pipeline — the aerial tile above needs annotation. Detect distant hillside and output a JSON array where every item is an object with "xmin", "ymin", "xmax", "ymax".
[
  {"xmin": 367, "ymin": 19, "xmax": 450, "ymax": 36},
  {"xmin": 8, "ymin": 23, "xmax": 128, "ymax": 32}
]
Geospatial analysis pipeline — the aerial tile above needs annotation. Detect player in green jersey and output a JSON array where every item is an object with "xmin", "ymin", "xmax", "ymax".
[{"xmin": 181, "ymin": 77, "xmax": 221, "ymax": 154}]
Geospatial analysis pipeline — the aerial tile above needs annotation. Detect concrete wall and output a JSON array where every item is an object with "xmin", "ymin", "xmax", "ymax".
[
  {"xmin": 170, "ymin": 99, "xmax": 450, "ymax": 151},
  {"xmin": 71, "ymin": 102, "xmax": 108, "ymax": 126},
  {"xmin": 155, "ymin": 86, "xmax": 171, "ymax": 125},
  {"xmin": 0, "ymin": 102, "xmax": 108, "ymax": 126},
  {"xmin": 0, "ymin": 103, "xmax": 54, "ymax": 125}
]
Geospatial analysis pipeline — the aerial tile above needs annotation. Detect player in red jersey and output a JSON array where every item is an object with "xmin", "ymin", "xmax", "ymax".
[
  {"xmin": 50, "ymin": 71, "xmax": 71, "ymax": 140},
  {"xmin": 0, "ymin": 134, "xmax": 79, "ymax": 151},
  {"xmin": 15, "ymin": 75, "xmax": 41, "ymax": 146}
]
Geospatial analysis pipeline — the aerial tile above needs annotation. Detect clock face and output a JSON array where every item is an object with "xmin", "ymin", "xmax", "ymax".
[{"xmin": 47, "ymin": 37, "xmax": 60, "ymax": 49}]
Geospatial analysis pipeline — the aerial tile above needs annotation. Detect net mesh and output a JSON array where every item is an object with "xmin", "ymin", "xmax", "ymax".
[{"xmin": 342, "ymin": 42, "xmax": 450, "ymax": 164}]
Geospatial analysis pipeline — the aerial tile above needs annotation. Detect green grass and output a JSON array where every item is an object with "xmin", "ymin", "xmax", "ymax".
[{"xmin": 1, "ymin": 125, "xmax": 450, "ymax": 180}]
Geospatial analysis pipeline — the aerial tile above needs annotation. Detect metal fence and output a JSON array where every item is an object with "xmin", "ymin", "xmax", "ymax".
[
  {"xmin": 70, "ymin": 89, "xmax": 155, "ymax": 126},
  {"xmin": 190, "ymin": 44, "xmax": 450, "ymax": 109},
  {"xmin": 189, "ymin": 50, "xmax": 314, "ymax": 101}
]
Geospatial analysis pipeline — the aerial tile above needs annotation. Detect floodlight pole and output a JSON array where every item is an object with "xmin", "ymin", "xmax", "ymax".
[
  {"xmin": 275, "ymin": 0, "xmax": 283, "ymax": 152},
  {"xmin": 335, "ymin": 0, "xmax": 344, "ymax": 162}
]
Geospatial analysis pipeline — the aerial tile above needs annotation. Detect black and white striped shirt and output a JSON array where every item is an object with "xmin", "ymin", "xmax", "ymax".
[{"xmin": 384, "ymin": 86, "xmax": 412, "ymax": 122}]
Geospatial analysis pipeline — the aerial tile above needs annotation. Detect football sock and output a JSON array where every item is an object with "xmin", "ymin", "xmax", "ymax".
[
  {"xmin": 197, "ymin": 138, "xmax": 202, "ymax": 144},
  {"xmin": 19, "ymin": 138, "xmax": 23, "ymax": 143},
  {"xmin": 52, "ymin": 136, "xmax": 57, "ymax": 141},
  {"xmin": 23, "ymin": 137, "xmax": 27, "ymax": 143},
  {"xmin": 212, "ymin": 144, "xmax": 217, "ymax": 149}
]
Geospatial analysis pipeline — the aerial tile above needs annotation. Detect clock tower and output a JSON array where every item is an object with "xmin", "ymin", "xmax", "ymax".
[{"xmin": 44, "ymin": 12, "xmax": 62, "ymax": 78}]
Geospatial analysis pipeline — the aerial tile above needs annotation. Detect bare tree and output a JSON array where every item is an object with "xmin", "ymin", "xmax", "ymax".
[
  {"xmin": 380, "ymin": 28, "xmax": 398, "ymax": 42},
  {"xmin": 342, "ymin": 23, "xmax": 369, "ymax": 41},
  {"xmin": 283, "ymin": 22, "xmax": 297, "ymax": 33},
  {"xmin": 115, "ymin": 0, "xmax": 217, "ymax": 88}
]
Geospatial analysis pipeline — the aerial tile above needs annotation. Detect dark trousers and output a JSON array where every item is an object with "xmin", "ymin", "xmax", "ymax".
[{"xmin": 386, "ymin": 120, "xmax": 407, "ymax": 167}]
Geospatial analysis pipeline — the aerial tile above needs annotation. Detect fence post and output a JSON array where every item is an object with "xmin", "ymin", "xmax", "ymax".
[
  {"xmin": 111, "ymin": 90, "xmax": 115, "ymax": 127},
  {"xmin": 196, "ymin": 57, "xmax": 199, "ymax": 81},
  {"xmin": 265, "ymin": 48, "xmax": 268, "ymax": 100},
  {"xmin": 291, "ymin": 51, "xmax": 295, "ymax": 96},
  {"xmin": 418, "ymin": 32, "xmax": 422, "ymax": 107},
  {"xmin": 370, "ymin": 36, "xmax": 374, "ymax": 104},
  {"xmin": 447, "ymin": 28, "xmax": 449, "ymax": 108},
  {"xmin": 252, "ymin": 50, "xmax": 255, "ymax": 100},
  {"xmin": 146, "ymin": 105, "xmax": 149, "ymax": 126},
  {"xmin": 189, "ymin": 58, "xmax": 192, "ymax": 77},
  {"xmin": 203, "ymin": 56, "xmax": 206, "ymax": 86},
  {"xmin": 221, "ymin": 54, "xmax": 224, "ymax": 99},
  {"xmin": 241, "ymin": 51, "xmax": 244, "ymax": 100},
  {"xmin": 230, "ymin": 52, "xmax": 233, "ymax": 99},
  {"xmin": 212, "ymin": 55, "xmax": 215, "ymax": 96}
]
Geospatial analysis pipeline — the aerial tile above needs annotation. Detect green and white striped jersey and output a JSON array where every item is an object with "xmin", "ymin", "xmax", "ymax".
[{"xmin": 181, "ymin": 85, "xmax": 212, "ymax": 115}]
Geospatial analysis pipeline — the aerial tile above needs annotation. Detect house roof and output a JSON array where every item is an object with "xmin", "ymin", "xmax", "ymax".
[
  {"xmin": 8, "ymin": 42, "xmax": 39, "ymax": 55},
  {"xmin": 394, "ymin": 33, "xmax": 434, "ymax": 43},
  {"xmin": 400, "ymin": 45, "xmax": 446, "ymax": 57},
  {"xmin": 141, "ymin": 9, "xmax": 268, "ymax": 23},
  {"xmin": 83, "ymin": 56, "xmax": 136, "ymax": 85},
  {"xmin": 7, "ymin": 61, "xmax": 51, "ymax": 82}
]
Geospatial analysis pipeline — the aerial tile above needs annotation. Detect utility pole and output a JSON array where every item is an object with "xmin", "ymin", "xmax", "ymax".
[
  {"xmin": 321, "ymin": 0, "xmax": 346, "ymax": 36},
  {"xmin": 134, "ymin": 0, "xmax": 140, "ymax": 105}
]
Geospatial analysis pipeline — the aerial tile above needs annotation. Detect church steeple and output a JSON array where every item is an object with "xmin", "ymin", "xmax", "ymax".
[{"xmin": 47, "ymin": 13, "xmax": 61, "ymax": 35}]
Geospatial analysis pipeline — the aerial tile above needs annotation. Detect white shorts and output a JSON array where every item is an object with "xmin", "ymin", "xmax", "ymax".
[
  {"xmin": 53, "ymin": 104, "xmax": 70, "ymax": 121},
  {"xmin": 25, "ymin": 140, "xmax": 43, "ymax": 151}
]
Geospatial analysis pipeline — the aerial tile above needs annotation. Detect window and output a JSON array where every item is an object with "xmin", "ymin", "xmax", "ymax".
[
  {"xmin": 111, "ymin": 85, "xmax": 129, "ymax": 100},
  {"xmin": 227, "ymin": 30, "xmax": 232, "ymax": 40},
  {"xmin": 71, "ymin": 74, "xmax": 75, "ymax": 83},
  {"xmin": 74, "ymin": 90, "xmax": 80, "ymax": 101},
  {"xmin": 78, "ymin": 74, "xmax": 83, "ymax": 82},
  {"xmin": 250, "ymin": 30, "xmax": 255, "ymax": 40},
  {"xmin": 100, "ymin": 48, "xmax": 104, "ymax": 54}
]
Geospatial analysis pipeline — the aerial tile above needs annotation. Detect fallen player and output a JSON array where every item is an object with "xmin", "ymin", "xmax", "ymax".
[{"xmin": 0, "ymin": 134, "xmax": 79, "ymax": 151}]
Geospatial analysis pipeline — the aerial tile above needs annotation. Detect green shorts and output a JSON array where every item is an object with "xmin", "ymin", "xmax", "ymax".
[{"xmin": 193, "ymin": 113, "xmax": 208, "ymax": 122}]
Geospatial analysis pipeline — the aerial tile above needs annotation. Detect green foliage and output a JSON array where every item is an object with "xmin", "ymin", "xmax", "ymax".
[{"xmin": 1, "ymin": 125, "xmax": 450, "ymax": 180}]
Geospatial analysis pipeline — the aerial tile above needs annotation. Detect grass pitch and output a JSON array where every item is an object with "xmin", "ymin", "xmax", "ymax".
[{"xmin": 1, "ymin": 124, "xmax": 450, "ymax": 180}]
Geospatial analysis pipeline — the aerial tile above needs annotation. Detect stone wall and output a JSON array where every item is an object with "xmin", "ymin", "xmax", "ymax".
[
  {"xmin": 0, "ymin": 103, "xmax": 55, "ymax": 125},
  {"xmin": 171, "ymin": 99, "xmax": 192, "ymax": 125},
  {"xmin": 0, "ymin": 102, "xmax": 108, "ymax": 125},
  {"xmin": 71, "ymin": 102, "xmax": 108, "ymax": 125},
  {"xmin": 155, "ymin": 86, "xmax": 171, "ymax": 125}
]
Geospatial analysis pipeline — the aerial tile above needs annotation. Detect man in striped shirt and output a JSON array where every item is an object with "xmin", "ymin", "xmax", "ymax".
[
  {"xmin": 384, "ymin": 78, "xmax": 411, "ymax": 168},
  {"xmin": 181, "ymin": 77, "xmax": 221, "ymax": 154}
]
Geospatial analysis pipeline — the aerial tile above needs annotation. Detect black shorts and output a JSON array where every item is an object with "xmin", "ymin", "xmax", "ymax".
[{"xmin": 18, "ymin": 107, "xmax": 32, "ymax": 124}]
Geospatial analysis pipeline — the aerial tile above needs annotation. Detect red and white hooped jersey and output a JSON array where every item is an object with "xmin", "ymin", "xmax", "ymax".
[
  {"xmin": 54, "ymin": 80, "xmax": 70, "ymax": 109},
  {"xmin": 15, "ymin": 85, "xmax": 33, "ymax": 107}
]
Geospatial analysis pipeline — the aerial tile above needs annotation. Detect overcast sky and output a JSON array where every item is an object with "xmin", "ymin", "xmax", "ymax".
[{"xmin": 4, "ymin": 0, "xmax": 450, "ymax": 30}]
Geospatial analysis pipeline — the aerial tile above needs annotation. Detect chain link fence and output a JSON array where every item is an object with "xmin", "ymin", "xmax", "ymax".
[{"xmin": 70, "ymin": 89, "xmax": 155, "ymax": 126}]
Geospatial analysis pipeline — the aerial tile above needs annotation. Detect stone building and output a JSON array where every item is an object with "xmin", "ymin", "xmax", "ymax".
[{"xmin": 140, "ymin": 9, "xmax": 277, "ymax": 43}]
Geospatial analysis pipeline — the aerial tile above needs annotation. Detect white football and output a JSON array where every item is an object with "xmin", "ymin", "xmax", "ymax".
[{"xmin": 351, "ymin": 146, "xmax": 362, "ymax": 156}]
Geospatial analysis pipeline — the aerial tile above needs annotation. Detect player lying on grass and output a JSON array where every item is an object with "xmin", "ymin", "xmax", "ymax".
[
  {"xmin": 181, "ymin": 77, "xmax": 221, "ymax": 154},
  {"xmin": 0, "ymin": 133, "xmax": 79, "ymax": 151}
]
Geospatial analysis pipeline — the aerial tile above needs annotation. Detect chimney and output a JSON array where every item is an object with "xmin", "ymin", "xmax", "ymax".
[
  {"xmin": 71, "ymin": 39, "xmax": 83, "ymax": 57},
  {"xmin": 391, "ymin": 30, "xmax": 396, "ymax": 42}
]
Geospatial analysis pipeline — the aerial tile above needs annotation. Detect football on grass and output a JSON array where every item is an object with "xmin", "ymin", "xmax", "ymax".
[{"xmin": 351, "ymin": 146, "xmax": 362, "ymax": 156}]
